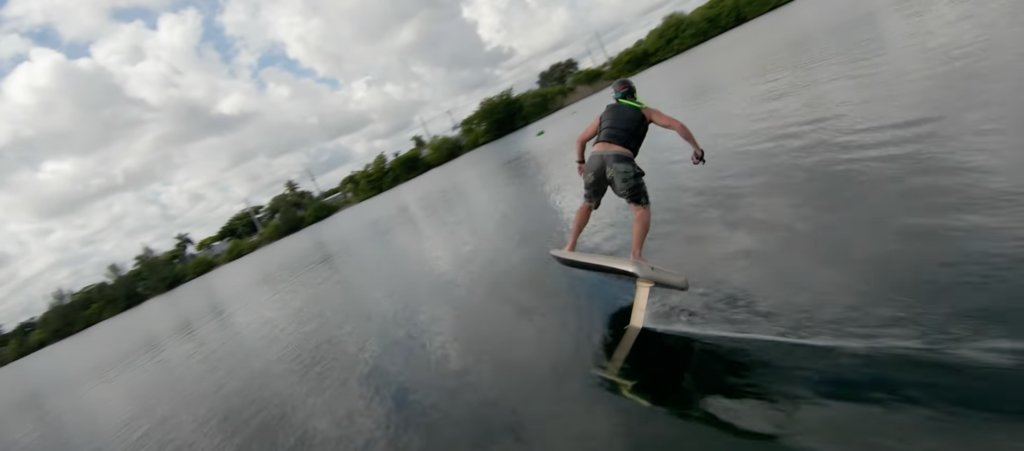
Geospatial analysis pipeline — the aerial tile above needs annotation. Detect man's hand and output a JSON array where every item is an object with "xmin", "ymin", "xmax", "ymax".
[
  {"xmin": 577, "ymin": 163, "xmax": 585, "ymax": 177},
  {"xmin": 576, "ymin": 117, "xmax": 600, "ymax": 171},
  {"xmin": 691, "ymin": 148, "xmax": 706, "ymax": 165},
  {"xmin": 647, "ymin": 108, "xmax": 703, "ymax": 159}
]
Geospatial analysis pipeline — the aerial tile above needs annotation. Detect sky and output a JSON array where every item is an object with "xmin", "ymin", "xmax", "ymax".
[{"xmin": 0, "ymin": 0, "xmax": 706, "ymax": 325}]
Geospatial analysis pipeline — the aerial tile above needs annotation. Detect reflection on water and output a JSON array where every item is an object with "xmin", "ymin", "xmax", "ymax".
[
  {"xmin": 597, "ymin": 304, "xmax": 1024, "ymax": 449},
  {"xmin": 597, "ymin": 307, "xmax": 780, "ymax": 441}
]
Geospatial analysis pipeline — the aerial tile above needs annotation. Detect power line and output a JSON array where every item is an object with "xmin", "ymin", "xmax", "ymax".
[
  {"xmin": 242, "ymin": 197, "xmax": 264, "ymax": 233},
  {"xmin": 446, "ymin": 110, "xmax": 459, "ymax": 131},
  {"xmin": 417, "ymin": 116, "xmax": 433, "ymax": 140},
  {"xmin": 305, "ymin": 168, "xmax": 322, "ymax": 196},
  {"xmin": 585, "ymin": 45, "xmax": 597, "ymax": 67},
  {"xmin": 594, "ymin": 32, "xmax": 611, "ymax": 62}
]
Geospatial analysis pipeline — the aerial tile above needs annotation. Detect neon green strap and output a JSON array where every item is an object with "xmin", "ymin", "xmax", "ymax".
[{"xmin": 617, "ymin": 98, "xmax": 647, "ymax": 108}]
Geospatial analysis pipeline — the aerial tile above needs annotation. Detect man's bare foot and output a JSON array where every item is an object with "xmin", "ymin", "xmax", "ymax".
[
  {"xmin": 563, "ymin": 243, "xmax": 576, "ymax": 252},
  {"xmin": 631, "ymin": 254, "xmax": 648, "ymax": 264}
]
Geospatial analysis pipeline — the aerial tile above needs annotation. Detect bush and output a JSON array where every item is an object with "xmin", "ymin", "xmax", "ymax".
[
  {"xmin": 185, "ymin": 256, "xmax": 218, "ymax": 281},
  {"xmin": 459, "ymin": 88, "xmax": 524, "ymax": 149},
  {"xmin": 304, "ymin": 200, "xmax": 341, "ymax": 226},
  {"xmin": 538, "ymin": 59, "xmax": 579, "ymax": 88},
  {"xmin": 425, "ymin": 135, "xmax": 466, "ymax": 168},
  {"xmin": 569, "ymin": 67, "xmax": 608, "ymax": 87},
  {"xmin": 517, "ymin": 85, "xmax": 572, "ymax": 125},
  {"xmin": 388, "ymin": 149, "xmax": 426, "ymax": 183},
  {"xmin": 219, "ymin": 239, "xmax": 258, "ymax": 264},
  {"xmin": 606, "ymin": 0, "xmax": 794, "ymax": 79}
]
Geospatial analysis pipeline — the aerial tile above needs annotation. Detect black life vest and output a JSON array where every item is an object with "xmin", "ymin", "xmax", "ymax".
[{"xmin": 594, "ymin": 102, "xmax": 650, "ymax": 157}]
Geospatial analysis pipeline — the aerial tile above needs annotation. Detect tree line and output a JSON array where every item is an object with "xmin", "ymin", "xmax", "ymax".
[
  {"xmin": 320, "ymin": 0, "xmax": 794, "ymax": 204},
  {"xmin": 0, "ymin": 181, "xmax": 340, "ymax": 367},
  {"xmin": 0, "ymin": 0, "xmax": 795, "ymax": 368}
]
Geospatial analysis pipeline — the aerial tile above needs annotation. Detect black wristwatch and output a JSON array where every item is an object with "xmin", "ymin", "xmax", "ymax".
[{"xmin": 576, "ymin": 159, "xmax": 585, "ymax": 164}]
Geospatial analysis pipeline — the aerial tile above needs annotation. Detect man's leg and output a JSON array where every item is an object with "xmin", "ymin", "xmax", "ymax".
[
  {"xmin": 566, "ymin": 155, "xmax": 606, "ymax": 252},
  {"xmin": 629, "ymin": 204, "xmax": 650, "ymax": 262},
  {"xmin": 606, "ymin": 155, "xmax": 651, "ymax": 262},
  {"xmin": 563, "ymin": 202, "xmax": 593, "ymax": 252}
]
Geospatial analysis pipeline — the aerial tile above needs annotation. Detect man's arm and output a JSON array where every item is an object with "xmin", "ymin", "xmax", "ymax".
[
  {"xmin": 647, "ymin": 108, "xmax": 701, "ymax": 152},
  {"xmin": 576, "ymin": 117, "xmax": 600, "ymax": 162}
]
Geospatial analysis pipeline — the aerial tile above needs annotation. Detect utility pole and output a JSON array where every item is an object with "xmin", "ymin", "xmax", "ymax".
[
  {"xmin": 446, "ymin": 110, "xmax": 459, "ymax": 131},
  {"xmin": 418, "ymin": 116, "xmax": 433, "ymax": 140},
  {"xmin": 305, "ymin": 168, "xmax": 322, "ymax": 196},
  {"xmin": 595, "ymin": 32, "xmax": 610, "ymax": 63},
  {"xmin": 585, "ymin": 46, "xmax": 597, "ymax": 68},
  {"xmin": 243, "ymin": 197, "xmax": 263, "ymax": 234}
]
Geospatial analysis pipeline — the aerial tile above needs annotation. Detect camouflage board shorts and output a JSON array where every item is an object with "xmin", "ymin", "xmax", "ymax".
[{"xmin": 582, "ymin": 151, "xmax": 650, "ymax": 210}]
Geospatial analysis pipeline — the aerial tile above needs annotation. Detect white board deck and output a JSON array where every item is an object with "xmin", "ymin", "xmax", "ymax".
[{"xmin": 549, "ymin": 249, "xmax": 689, "ymax": 291}]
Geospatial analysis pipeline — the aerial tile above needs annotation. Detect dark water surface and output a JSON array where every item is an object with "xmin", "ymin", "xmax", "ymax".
[{"xmin": 3, "ymin": 0, "xmax": 1024, "ymax": 449}]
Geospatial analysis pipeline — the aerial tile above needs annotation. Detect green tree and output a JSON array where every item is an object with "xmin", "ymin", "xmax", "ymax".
[
  {"xmin": 389, "ymin": 148, "xmax": 426, "ymax": 183},
  {"xmin": 174, "ymin": 233, "xmax": 194, "ymax": 254},
  {"xmin": 303, "ymin": 199, "xmax": 341, "ymax": 226},
  {"xmin": 365, "ymin": 153, "xmax": 392, "ymax": 194},
  {"xmin": 133, "ymin": 246, "xmax": 157, "ymax": 268},
  {"xmin": 261, "ymin": 205, "xmax": 304, "ymax": 243},
  {"xmin": 604, "ymin": 0, "xmax": 793, "ymax": 79},
  {"xmin": 537, "ymin": 59, "xmax": 579, "ymax": 88},
  {"xmin": 425, "ymin": 135, "xmax": 466, "ymax": 168},
  {"xmin": 459, "ymin": 88, "xmax": 525, "ymax": 149},
  {"xmin": 165, "ymin": 233, "xmax": 195, "ymax": 264},
  {"xmin": 184, "ymin": 256, "xmax": 218, "ymax": 281},
  {"xmin": 284, "ymin": 180, "xmax": 300, "ymax": 195},
  {"xmin": 216, "ymin": 206, "xmax": 264, "ymax": 242},
  {"xmin": 196, "ymin": 236, "xmax": 218, "ymax": 251},
  {"xmin": 339, "ymin": 172, "xmax": 364, "ymax": 201},
  {"xmin": 319, "ymin": 186, "xmax": 342, "ymax": 199},
  {"xmin": 261, "ymin": 180, "xmax": 315, "ymax": 225},
  {"xmin": 6, "ymin": 319, "xmax": 39, "ymax": 361},
  {"xmin": 49, "ymin": 288, "xmax": 70, "ymax": 308},
  {"xmin": 132, "ymin": 246, "xmax": 182, "ymax": 297},
  {"xmin": 517, "ymin": 85, "xmax": 572, "ymax": 125},
  {"xmin": 411, "ymin": 135, "xmax": 427, "ymax": 150},
  {"xmin": 569, "ymin": 67, "xmax": 608, "ymax": 87},
  {"xmin": 219, "ymin": 239, "xmax": 258, "ymax": 264},
  {"xmin": 105, "ymin": 263, "xmax": 123, "ymax": 282},
  {"xmin": 606, "ymin": 39, "xmax": 657, "ymax": 79}
]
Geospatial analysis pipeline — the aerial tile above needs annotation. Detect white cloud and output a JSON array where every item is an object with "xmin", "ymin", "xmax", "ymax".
[
  {"xmin": 0, "ymin": 33, "xmax": 32, "ymax": 61},
  {"xmin": 457, "ymin": 0, "xmax": 708, "ymax": 97},
  {"xmin": 219, "ymin": 0, "xmax": 513, "ymax": 105},
  {"xmin": 0, "ymin": 0, "xmax": 706, "ymax": 325},
  {"xmin": 0, "ymin": 0, "xmax": 175, "ymax": 42},
  {"xmin": 462, "ymin": 0, "xmax": 695, "ymax": 64}
]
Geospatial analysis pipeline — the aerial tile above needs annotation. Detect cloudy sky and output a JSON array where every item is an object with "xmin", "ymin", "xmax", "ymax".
[{"xmin": 0, "ymin": 0, "xmax": 704, "ymax": 325}]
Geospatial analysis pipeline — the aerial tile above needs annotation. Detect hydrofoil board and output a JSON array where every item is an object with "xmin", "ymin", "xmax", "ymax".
[{"xmin": 549, "ymin": 249, "xmax": 689, "ymax": 291}]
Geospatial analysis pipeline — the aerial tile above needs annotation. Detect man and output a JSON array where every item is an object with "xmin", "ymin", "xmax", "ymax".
[{"xmin": 563, "ymin": 78, "xmax": 705, "ymax": 263}]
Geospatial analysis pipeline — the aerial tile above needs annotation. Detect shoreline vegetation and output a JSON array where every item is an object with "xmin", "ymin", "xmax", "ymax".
[{"xmin": 0, "ymin": 0, "xmax": 794, "ymax": 368}]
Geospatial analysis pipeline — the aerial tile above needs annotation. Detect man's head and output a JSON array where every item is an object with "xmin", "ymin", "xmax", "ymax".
[{"xmin": 612, "ymin": 79, "xmax": 637, "ymax": 101}]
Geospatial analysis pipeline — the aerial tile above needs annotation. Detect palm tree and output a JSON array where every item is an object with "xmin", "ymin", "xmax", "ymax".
[
  {"xmin": 411, "ymin": 135, "xmax": 426, "ymax": 149},
  {"xmin": 134, "ymin": 246, "xmax": 157, "ymax": 269},
  {"xmin": 171, "ymin": 233, "xmax": 195, "ymax": 264},
  {"xmin": 174, "ymin": 233, "xmax": 194, "ymax": 254},
  {"xmin": 284, "ymin": 180, "xmax": 300, "ymax": 195},
  {"xmin": 49, "ymin": 288, "xmax": 70, "ymax": 308},
  {"xmin": 105, "ymin": 263, "xmax": 123, "ymax": 282}
]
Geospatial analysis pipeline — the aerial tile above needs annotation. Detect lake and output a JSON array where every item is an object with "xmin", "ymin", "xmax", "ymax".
[{"xmin": 2, "ymin": 0, "xmax": 1023, "ymax": 449}]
